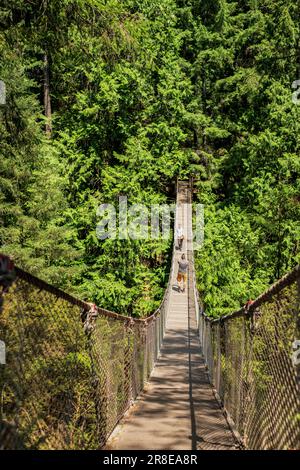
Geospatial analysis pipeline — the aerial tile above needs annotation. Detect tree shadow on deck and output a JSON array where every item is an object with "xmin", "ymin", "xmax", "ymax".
[{"xmin": 106, "ymin": 324, "xmax": 238, "ymax": 450}]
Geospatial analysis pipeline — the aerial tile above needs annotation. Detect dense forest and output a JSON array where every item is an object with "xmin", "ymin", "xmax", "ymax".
[{"xmin": 1, "ymin": 0, "xmax": 299, "ymax": 318}]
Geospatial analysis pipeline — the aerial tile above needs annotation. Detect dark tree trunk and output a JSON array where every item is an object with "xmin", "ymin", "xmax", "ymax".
[{"xmin": 43, "ymin": 52, "xmax": 52, "ymax": 137}]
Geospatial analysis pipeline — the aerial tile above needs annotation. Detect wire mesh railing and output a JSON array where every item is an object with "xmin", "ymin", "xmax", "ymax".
[
  {"xmin": 190, "ymin": 242, "xmax": 300, "ymax": 449},
  {"xmin": 2, "ymin": 179, "xmax": 298, "ymax": 451},
  {"xmin": 0, "ymin": 229, "xmax": 176, "ymax": 449},
  {"xmin": 0, "ymin": 179, "xmax": 184, "ymax": 451}
]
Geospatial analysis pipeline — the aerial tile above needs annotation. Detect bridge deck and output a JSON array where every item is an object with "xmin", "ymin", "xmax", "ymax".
[{"xmin": 106, "ymin": 186, "xmax": 237, "ymax": 450}]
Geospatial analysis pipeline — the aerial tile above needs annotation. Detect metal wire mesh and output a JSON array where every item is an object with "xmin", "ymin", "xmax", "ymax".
[
  {"xmin": 0, "ymin": 184, "xmax": 183, "ymax": 451},
  {"xmin": 0, "ymin": 261, "xmax": 172, "ymax": 449},
  {"xmin": 2, "ymin": 179, "xmax": 298, "ymax": 450},
  {"xmin": 194, "ymin": 262, "xmax": 300, "ymax": 450},
  {"xmin": 0, "ymin": 277, "xmax": 96, "ymax": 449}
]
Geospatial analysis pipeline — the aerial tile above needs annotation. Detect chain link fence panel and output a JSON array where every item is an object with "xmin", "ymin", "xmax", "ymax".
[
  {"xmin": 195, "ymin": 264, "xmax": 300, "ymax": 450},
  {"xmin": 0, "ymin": 257, "xmax": 173, "ymax": 449}
]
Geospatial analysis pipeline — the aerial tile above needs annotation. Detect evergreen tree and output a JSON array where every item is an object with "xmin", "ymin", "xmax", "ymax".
[{"xmin": 1, "ymin": 0, "xmax": 299, "ymax": 318}]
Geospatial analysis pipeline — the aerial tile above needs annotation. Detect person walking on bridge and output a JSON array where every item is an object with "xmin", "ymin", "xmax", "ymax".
[
  {"xmin": 176, "ymin": 224, "xmax": 184, "ymax": 251},
  {"xmin": 177, "ymin": 253, "xmax": 188, "ymax": 293}
]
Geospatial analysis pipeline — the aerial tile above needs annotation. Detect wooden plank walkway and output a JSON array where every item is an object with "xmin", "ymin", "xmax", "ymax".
[{"xmin": 106, "ymin": 185, "xmax": 238, "ymax": 450}]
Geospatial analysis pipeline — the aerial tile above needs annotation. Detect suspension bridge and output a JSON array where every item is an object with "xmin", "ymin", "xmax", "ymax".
[{"xmin": 0, "ymin": 181, "xmax": 299, "ymax": 450}]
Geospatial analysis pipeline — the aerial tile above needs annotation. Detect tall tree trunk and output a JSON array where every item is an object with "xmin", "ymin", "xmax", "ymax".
[{"xmin": 43, "ymin": 52, "xmax": 52, "ymax": 137}]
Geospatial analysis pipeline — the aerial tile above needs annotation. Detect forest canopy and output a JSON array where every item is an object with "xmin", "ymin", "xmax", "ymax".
[{"xmin": 0, "ymin": 0, "xmax": 299, "ymax": 318}]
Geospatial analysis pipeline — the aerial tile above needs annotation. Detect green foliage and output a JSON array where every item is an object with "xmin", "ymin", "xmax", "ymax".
[
  {"xmin": 1, "ymin": 0, "xmax": 300, "ymax": 318},
  {"xmin": 189, "ymin": 0, "xmax": 300, "ymax": 317},
  {"xmin": 0, "ymin": 0, "xmax": 192, "ymax": 315},
  {"xmin": 0, "ymin": 31, "xmax": 82, "ymax": 287}
]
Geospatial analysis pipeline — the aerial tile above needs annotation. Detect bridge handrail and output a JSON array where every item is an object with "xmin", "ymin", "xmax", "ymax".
[
  {"xmin": 12, "ymin": 257, "xmax": 300, "ymax": 327},
  {"xmin": 5, "ymin": 195, "xmax": 178, "ymax": 326},
  {"xmin": 0, "ymin": 185, "xmax": 182, "ymax": 450},
  {"xmin": 13, "ymin": 266, "xmax": 164, "ymax": 325},
  {"xmin": 189, "ymin": 229, "xmax": 300, "ymax": 449},
  {"xmin": 196, "ymin": 263, "xmax": 300, "ymax": 324}
]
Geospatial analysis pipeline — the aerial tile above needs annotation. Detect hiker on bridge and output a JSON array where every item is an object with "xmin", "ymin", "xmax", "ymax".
[
  {"xmin": 176, "ymin": 224, "xmax": 184, "ymax": 251},
  {"xmin": 177, "ymin": 253, "xmax": 188, "ymax": 293}
]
